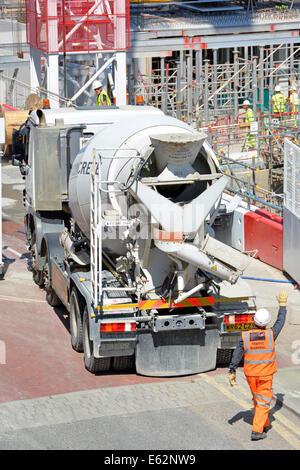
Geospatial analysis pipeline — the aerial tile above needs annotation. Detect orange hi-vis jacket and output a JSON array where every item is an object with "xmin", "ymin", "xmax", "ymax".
[{"xmin": 242, "ymin": 328, "xmax": 277, "ymax": 377}]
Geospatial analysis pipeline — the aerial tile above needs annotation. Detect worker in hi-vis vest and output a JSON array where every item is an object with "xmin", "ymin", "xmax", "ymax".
[
  {"xmin": 241, "ymin": 100, "xmax": 256, "ymax": 151},
  {"xmin": 272, "ymin": 85, "xmax": 286, "ymax": 118},
  {"xmin": 93, "ymin": 79, "xmax": 112, "ymax": 106},
  {"xmin": 228, "ymin": 290, "xmax": 288, "ymax": 441},
  {"xmin": 288, "ymin": 86, "xmax": 299, "ymax": 120}
]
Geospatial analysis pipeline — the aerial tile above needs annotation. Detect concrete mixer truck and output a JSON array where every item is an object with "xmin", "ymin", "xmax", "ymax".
[{"xmin": 12, "ymin": 105, "xmax": 256, "ymax": 376}]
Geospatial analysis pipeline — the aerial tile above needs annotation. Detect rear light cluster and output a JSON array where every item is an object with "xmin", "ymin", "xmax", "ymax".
[
  {"xmin": 224, "ymin": 314, "xmax": 254, "ymax": 325},
  {"xmin": 100, "ymin": 322, "xmax": 136, "ymax": 333}
]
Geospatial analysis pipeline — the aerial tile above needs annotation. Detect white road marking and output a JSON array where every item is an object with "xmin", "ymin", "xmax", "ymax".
[{"xmin": 4, "ymin": 247, "xmax": 23, "ymax": 258}]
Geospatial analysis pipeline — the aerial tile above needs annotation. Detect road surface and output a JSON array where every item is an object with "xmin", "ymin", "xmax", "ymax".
[{"xmin": 0, "ymin": 162, "xmax": 300, "ymax": 451}]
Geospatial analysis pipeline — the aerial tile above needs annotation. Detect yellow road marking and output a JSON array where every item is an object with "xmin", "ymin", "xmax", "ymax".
[
  {"xmin": 199, "ymin": 373, "xmax": 300, "ymax": 450},
  {"xmin": 235, "ymin": 380, "xmax": 300, "ymax": 439},
  {"xmin": 198, "ymin": 373, "xmax": 251, "ymax": 408}
]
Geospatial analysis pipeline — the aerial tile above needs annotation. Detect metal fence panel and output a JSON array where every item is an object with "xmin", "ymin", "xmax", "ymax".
[
  {"xmin": 283, "ymin": 138, "xmax": 300, "ymax": 284},
  {"xmin": 284, "ymin": 138, "xmax": 300, "ymax": 219}
]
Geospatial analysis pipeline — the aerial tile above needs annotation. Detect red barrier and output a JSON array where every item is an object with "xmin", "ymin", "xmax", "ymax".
[
  {"xmin": 244, "ymin": 208, "xmax": 283, "ymax": 270},
  {"xmin": 1, "ymin": 103, "xmax": 19, "ymax": 111}
]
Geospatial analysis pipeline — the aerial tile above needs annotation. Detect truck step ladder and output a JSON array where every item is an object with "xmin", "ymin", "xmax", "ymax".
[
  {"xmin": 90, "ymin": 147, "xmax": 143, "ymax": 310},
  {"xmin": 90, "ymin": 149, "xmax": 102, "ymax": 309}
]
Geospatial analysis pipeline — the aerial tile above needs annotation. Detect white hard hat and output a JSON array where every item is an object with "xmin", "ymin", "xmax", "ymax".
[
  {"xmin": 93, "ymin": 79, "xmax": 103, "ymax": 89},
  {"xmin": 243, "ymin": 100, "xmax": 250, "ymax": 106},
  {"xmin": 275, "ymin": 85, "xmax": 281, "ymax": 92},
  {"xmin": 253, "ymin": 308, "xmax": 271, "ymax": 327}
]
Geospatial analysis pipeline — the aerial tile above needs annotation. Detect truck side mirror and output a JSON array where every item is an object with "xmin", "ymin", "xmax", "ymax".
[
  {"xmin": 11, "ymin": 154, "xmax": 23, "ymax": 166},
  {"xmin": 12, "ymin": 128, "xmax": 28, "ymax": 166}
]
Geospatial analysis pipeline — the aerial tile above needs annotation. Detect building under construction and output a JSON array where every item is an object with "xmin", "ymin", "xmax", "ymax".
[
  {"xmin": 0, "ymin": 3, "xmax": 298, "ymax": 222},
  {"xmin": 0, "ymin": 1, "xmax": 299, "ymax": 207}
]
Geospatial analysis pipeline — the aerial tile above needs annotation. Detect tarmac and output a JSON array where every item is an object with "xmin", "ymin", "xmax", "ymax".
[{"xmin": 1, "ymin": 219, "xmax": 300, "ymax": 419}]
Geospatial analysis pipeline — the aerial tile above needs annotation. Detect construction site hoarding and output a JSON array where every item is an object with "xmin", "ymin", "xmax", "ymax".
[
  {"xmin": 283, "ymin": 138, "xmax": 300, "ymax": 285},
  {"xmin": 25, "ymin": 0, "xmax": 130, "ymax": 53}
]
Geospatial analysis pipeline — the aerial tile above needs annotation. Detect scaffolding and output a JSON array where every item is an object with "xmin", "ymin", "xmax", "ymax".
[
  {"xmin": 129, "ymin": 44, "xmax": 300, "ymax": 127},
  {"xmin": 1, "ymin": 39, "xmax": 300, "ymax": 208},
  {"xmin": 0, "ymin": 0, "xmax": 25, "ymax": 21},
  {"xmin": 203, "ymin": 114, "xmax": 300, "ymax": 215},
  {"xmin": 1, "ymin": 0, "xmax": 300, "ymax": 205},
  {"xmin": 124, "ymin": 36, "xmax": 300, "ymax": 210}
]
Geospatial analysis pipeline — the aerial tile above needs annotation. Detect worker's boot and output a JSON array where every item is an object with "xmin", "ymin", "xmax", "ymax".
[{"xmin": 251, "ymin": 431, "xmax": 267, "ymax": 441}]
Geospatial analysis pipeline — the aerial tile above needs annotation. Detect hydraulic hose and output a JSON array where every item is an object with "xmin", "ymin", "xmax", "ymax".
[
  {"xmin": 241, "ymin": 275, "xmax": 297, "ymax": 284},
  {"xmin": 242, "ymin": 191, "xmax": 283, "ymax": 212},
  {"xmin": 120, "ymin": 157, "xmax": 146, "ymax": 191}
]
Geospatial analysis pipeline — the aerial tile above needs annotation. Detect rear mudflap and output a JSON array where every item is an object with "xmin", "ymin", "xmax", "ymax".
[{"xmin": 135, "ymin": 327, "xmax": 219, "ymax": 377}]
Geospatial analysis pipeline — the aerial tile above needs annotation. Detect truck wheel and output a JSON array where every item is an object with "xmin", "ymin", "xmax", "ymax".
[
  {"xmin": 70, "ymin": 289, "xmax": 84, "ymax": 352},
  {"xmin": 44, "ymin": 256, "xmax": 62, "ymax": 307},
  {"xmin": 46, "ymin": 289, "xmax": 62, "ymax": 307},
  {"xmin": 216, "ymin": 348, "xmax": 233, "ymax": 365},
  {"xmin": 31, "ymin": 243, "xmax": 44, "ymax": 286},
  {"xmin": 83, "ymin": 308, "xmax": 111, "ymax": 373},
  {"xmin": 112, "ymin": 356, "xmax": 135, "ymax": 372}
]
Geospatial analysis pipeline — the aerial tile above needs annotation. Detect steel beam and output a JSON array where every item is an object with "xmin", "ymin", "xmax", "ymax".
[
  {"xmin": 30, "ymin": 46, "xmax": 42, "ymax": 90},
  {"xmin": 47, "ymin": 54, "xmax": 59, "ymax": 108},
  {"xmin": 115, "ymin": 52, "xmax": 127, "ymax": 106},
  {"xmin": 130, "ymin": 30, "xmax": 300, "ymax": 53},
  {"xmin": 130, "ymin": 23, "xmax": 300, "ymax": 43}
]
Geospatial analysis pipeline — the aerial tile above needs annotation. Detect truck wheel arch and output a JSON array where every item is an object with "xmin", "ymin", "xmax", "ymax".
[{"xmin": 69, "ymin": 274, "xmax": 98, "ymax": 342}]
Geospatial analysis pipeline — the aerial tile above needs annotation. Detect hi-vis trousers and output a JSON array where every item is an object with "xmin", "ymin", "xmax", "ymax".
[
  {"xmin": 246, "ymin": 375, "xmax": 274, "ymax": 433},
  {"xmin": 243, "ymin": 133, "xmax": 256, "ymax": 151}
]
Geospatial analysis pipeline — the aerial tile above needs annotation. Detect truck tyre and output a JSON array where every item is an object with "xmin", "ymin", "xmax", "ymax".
[
  {"xmin": 216, "ymin": 348, "xmax": 233, "ymax": 365},
  {"xmin": 70, "ymin": 289, "xmax": 84, "ymax": 352},
  {"xmin": 31, "ymin": 242, "xmax": 44, "ymax": 286},
  {"xmin": 112, "ymin": 355, "xmax": 135, "ymax": 372},
  {"xmin": 83, "ymin": 307, "xmax": 111, "ymax": 373},
  {"xmin": 46, "ymin": 289, "xmax": 62, "ymax": 307},
  {"xmin": 44, "ymin": 255, "xmax": 62, "ymax": 307}
]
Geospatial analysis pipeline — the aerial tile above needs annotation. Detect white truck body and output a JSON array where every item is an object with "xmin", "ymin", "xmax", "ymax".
[{"xmin": 12, "ymin": 105, "xmax": 255, "ymax": 376}]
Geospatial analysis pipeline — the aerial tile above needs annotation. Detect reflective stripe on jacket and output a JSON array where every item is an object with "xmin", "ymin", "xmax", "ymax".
[
  {"xmin": 242, "ymin": 328, "xmax": 277, "ymax": 377},
  {"xmin": 245, "ymin": 108, "xmax": 254, "ymax": 123},
  {"xmin": 96, "ymin": 90, "xmax": 112, "ymax": 106}
]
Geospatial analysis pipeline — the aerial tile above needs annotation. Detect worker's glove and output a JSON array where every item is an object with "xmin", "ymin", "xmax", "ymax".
[
  {"xmin": 276, "ymin": 290, "xmax": 288, "ymax": 306},
  {"xmin": 228, "ymin": 371, "xmax": 237, "ymax": 387}
]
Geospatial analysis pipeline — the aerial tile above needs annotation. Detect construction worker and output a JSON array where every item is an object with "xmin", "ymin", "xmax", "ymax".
[
  {"xmin": 228, "ymin": 290, "xmax": 288, "ymax": 441},
  {"xmin": 272, "ymin": 85, "xmax": 287, "ymax": 118},
  {"xmin": 93, "ymin": 79, "xmax": 112, "ymax": 106},
  {"xmin": 288, "ymin": 86, "xmax": 299, "ymax": 120},
  {"xmin": 241, "ymin": 100, "xmax": 256, "ymax": 151}
]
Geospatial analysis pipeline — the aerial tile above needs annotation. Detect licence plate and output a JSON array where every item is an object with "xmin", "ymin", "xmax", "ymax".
[{"xmin": 225, "ymin": 323, "xmax": 253, "ymax": 332}]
